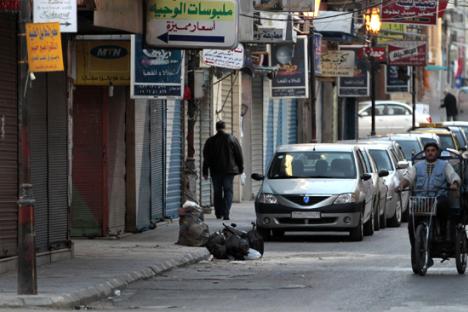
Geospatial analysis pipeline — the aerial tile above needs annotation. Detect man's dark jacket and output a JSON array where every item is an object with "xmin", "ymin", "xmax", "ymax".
[
  {"xmin": 203, "ymin": 131, "xmax": 244, "ymax": 176},
  {"xmin": 441, "ymin": 92, "xmax": 458, "ymax": 117}
]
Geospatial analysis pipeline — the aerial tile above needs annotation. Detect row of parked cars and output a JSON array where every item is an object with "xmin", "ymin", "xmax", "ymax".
[{"xmin": 252, "ymin": 121, "xmax": 468, "ymax": 241}]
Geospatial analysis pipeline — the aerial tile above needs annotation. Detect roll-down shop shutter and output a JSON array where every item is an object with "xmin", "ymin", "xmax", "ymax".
[
  {"xmin": 251, "ymin": 76, "xmax": 263, "ymax": 195},
  {"xmin": 195, "ymin": 92, "xmax": 212, "ymax": 207},
  {"xmin": 150, "ymin": 100, "xmax": 165, "ymax": 221},
  {"xmin": 0, "ymin": 13, "xmax": 18, "ymax": 259},
  {"xmin": 165, "ymin": 100, "xmax": 184, "ymax": 219}
]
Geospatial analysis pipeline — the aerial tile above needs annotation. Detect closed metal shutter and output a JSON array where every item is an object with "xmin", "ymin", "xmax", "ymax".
[
  {"xmin": 251, "ymin": 77, "xmax": 263, "ymax": 195},
  {"xmin": 196, "ymin": 93, "xmax": 212, "ymax": 207},
  {"xmin": 165, "ymin": 100, "xmax": 183, "ymax": 219},
  {"xmin": 29, "ymin": 74, "xmax": 49, "ymax": 253},
  {"xmin": 0, "ymin": 13, "xmax": 18, "ymax": 259},
  {"xmin": 150, "ymin": 100, "xmax": 164, "ymax": 221},
  {"xmin": 71, "ymin": 87, "xmax": 105, "ymax": 237},
  {"xmin": 47, "ymin": 73, "xmax": 69, "ymax": 250},
  {"xmin": 264, "ymin": 82, "xmax": 275, "ymax": 171},
  {"xmin": 287, "ymin": 99, "xmax": 298, "ymax": 144},
  {"xmin": 134, "ymin": 99, "xmax": 151, "ymax": 230}
]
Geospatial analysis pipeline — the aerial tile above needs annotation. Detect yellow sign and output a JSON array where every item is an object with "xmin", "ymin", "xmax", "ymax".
[
  {"xmin": 75, "ymin": 40, "xmax": 130, "ymax": 86},
  {"xmin": 377, "ymin": 23, "xmax": 407, "ymax": 44},
  {"xmin": 148, "ymin": 0, "xmax": 236, "ymax": 21},
  {"xmin": 26, "ymin": 23, "xmax": 64, "ymax": 72}
]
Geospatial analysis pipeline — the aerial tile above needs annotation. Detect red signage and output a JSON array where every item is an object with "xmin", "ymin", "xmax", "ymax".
[
  {"xmin": 363, "ymin": 47, "xmax": 386, "ymax": 63},
  {"xmin": 388, "ymin": 41, "xmax": 427, "ymax": 66},
  {"xmin": 438, "ymin": 0, "xmax": 449, "ymax": 17},
  {"xmin": 0, "ymin": 0, "xmax": 19, "ymax": 11},
  {"xmin": 381, "ymin": 0, "xmax": 438, "ymax": 25}
]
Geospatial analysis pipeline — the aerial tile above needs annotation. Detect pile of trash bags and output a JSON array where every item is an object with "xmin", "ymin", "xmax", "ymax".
[
  {"xmin": 177, "ymin": 201, "xmax": 264, "ymax": 260},
  {"xmin": 177, "ymin": 201, "xmax": 210, "ymax": 247},
  {"xmin": 206, "ymin": 223, "xmax": 264, "ymax": 260}
]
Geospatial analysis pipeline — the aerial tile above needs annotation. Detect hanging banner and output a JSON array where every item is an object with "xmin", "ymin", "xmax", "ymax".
[
  {"xmin": 253, "ymin": 0, "xmax": 314, "ymax": 12},
  {"xmin": 270, "ymin": 36, "xmax": 308, "ymax": 99},
  {"xmin": 33, "ymin": 0, "xmax": 77, "ymax": 33},
  {"xmin": 146, "ymin": 0, "xmax": 239, "ymax": 49},
  {"xmin": 202, "ymin": 44, "xmax": 244, "ymax": 69},
  {"xmin": 387, "ymin": 41, "xmax": 427, "ymax": 66},
  {"xmin": 131, "ymin": 35, "xmax": 184, "ymax": 99},
  {"xmin": 26, "ymin": 22, "xmax": 64, "ymax": 72},
  {"xmin": 381, "ymin": 0, "xmax": 438, "ymax": 25},
  {"xmin": 320, "ymin": 51, "xmax": 355, "ymax": 77},
  {"xmin": 338, "ymin": 45, "xmax": 369, "ymax": 97},
  {"xmin": 385, "ymin": 65, "xmax": 410, "ymax": 93},
  {"xmin": 75, "ymin": 40, "xmax": 130, "ymax": 86}
]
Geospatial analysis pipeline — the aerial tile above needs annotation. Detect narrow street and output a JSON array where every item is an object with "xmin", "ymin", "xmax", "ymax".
[{"xmin": 80, "ymin": 204, "xmax": 468, "ymax": 312}]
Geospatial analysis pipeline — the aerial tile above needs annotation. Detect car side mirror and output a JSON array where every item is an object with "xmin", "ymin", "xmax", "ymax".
[
  {"xmin": 251, "ymin": 173, "xmax": 265, "ymax": 181},
  {"xmin": 361, "ymin": 173, "xmax": 372, "ymax": 181},
  {"xmin": 378, "ymin": 170, "xmax": 389, "ymax": 177},
  {"xmin": 397, "ymin": 161, "xmax": 409, "ymax": 170}
]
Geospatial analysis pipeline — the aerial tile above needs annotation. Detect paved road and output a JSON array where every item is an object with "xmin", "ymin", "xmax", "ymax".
[{"xmin": 82, "ymin": 203, "xmax": 468, "ymax": 312}]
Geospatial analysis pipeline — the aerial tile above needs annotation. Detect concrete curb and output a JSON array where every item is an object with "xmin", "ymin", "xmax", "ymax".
[{"xmin": 0, "ymin": 248, "xmax": 211, "ymax": 309}]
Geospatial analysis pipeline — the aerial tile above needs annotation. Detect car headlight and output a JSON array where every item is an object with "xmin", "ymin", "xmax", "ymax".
[
  {"xmin": 257, "ymin": 193, "xmax": 278, "ymax": 204},
  {"xmin": 334, "ymin": 193, "xmax": 356, "ymax": 204}
]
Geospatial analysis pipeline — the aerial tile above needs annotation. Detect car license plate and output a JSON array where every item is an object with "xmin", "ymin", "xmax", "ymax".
[{"xmin": 291, "ymin": 211, "xmax": 321, "ymax": 219}]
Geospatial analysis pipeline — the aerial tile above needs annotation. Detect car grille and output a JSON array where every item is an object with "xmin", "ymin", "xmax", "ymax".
[
  {"xmin": 277, "ymin": 217, "xmax": 337, "ymax": 224},
  {"xmin": 282, "ymin": 195, "xmax": 329, "ymax": 206}
]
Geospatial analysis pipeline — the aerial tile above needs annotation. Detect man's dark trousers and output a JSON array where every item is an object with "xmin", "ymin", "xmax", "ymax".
[{"xmin": 212, "ymin": 175, "xmax": 234, "ymax": 219}]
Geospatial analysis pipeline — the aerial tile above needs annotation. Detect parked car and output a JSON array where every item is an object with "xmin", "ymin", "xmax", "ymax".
[
  {"xmin": 358, "ymin": 101, "xmax": 432, "ymax": 138},
  {"xmin": 443, "ymin": 121, "xmax": 468, "ymax": 140},
  {"xmin": 252, "ymin": 144, "xmax": 375, "ymax": 241},
  {"xmin": 373, "ymin": 134, "xmax": 423, "ymax": 161},
  {"xmin": 357, "ymin": 141, "xmax": 409, "ymax": 226},
  {"xmin": 409, "ymin": 127, "xmax": 460, "ymax": 151}
]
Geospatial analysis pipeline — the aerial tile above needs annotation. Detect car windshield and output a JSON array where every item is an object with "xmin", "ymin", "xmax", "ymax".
[
  {"xmin": 368, "ymin": 150, "xmax": 394, "ymax": 171},
  {"xmin": 420, "ymin": 137, "xmax": 437, "ymax": 147},
  {"xmin": 438, "ymin": 134, "xmax": 456, "ymax": 150},
  {"xmin": 268, "ymin": 151, "xmax": 357, "ymax": 179},
  {"xmin": 395, "ymin": 139, "xmax": 422, "ymax": 160}
]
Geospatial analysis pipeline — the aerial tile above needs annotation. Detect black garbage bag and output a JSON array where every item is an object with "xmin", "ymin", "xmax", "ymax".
[
  {"xmin": 206, "ymin": 231, "xmax": 228, "ymax": 259},
  {"xmin": 224, "ymin": 232, "xmax": 250, "ymax": 260}
]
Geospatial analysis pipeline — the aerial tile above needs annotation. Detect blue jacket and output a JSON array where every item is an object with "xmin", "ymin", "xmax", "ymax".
[{"xmin": 415, "ymin": 159, "xmax": 448, "ymax": 197}]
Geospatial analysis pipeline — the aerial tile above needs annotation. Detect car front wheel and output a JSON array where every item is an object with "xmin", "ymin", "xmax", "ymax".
[{"xmin": 350, "ymin": 213, "xmax": 364, "ymax": 241}]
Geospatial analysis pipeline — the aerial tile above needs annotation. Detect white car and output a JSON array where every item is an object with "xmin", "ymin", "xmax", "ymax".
[{"xmin": 358, "ymin": 101, "xmax": 432, "ymax": 138}]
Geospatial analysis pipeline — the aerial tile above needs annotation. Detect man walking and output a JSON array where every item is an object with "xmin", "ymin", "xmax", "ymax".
[
  {"xmin": 203, "ymin": 121, "xmax": 244, "ymax": 220},
  {"xmin": 441, "ymin": 89, "xmax": 458, "ymax": 121}
]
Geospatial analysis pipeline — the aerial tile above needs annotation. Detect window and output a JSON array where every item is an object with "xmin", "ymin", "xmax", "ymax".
[
  {"xmin": 387, "ymin": 104, "xmax": 408, "ymax": 116},
  {"xmin": 395, "ymin": 140, "xmax": 421, "ymax": 160},
  {"xmin": 438, "ymin": 135, "xmax": 455, "ymax": 150},
  {"xmin": 364, "ymin": 105, "xmax": 385, "ymax": 116},
  {"xmin": 268, "ymin": 151, "xmax": 357, "ymax": 179},
  {"xmin": 369, "ymin": 150, "xmax": 394, "ymax": 171},
  {"xmin": 356, "ymin": 150, "xmax": 366, "ymax": 175},
  {"xmin": 360, "ymin": 150, "xmax": 373, "ymax": 173}
]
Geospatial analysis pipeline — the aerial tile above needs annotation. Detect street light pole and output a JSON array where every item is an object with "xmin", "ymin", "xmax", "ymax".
[
  {"xmin": 412, "ymin": 65, "xmax": 416, "ymax": 129},
  {"xmin": 17, "ymin": 0, "xmax": 37, "ymax": 295},
  {"xmin": 370, "ymin": 58, "xmax": 376, "ymax": 137}
]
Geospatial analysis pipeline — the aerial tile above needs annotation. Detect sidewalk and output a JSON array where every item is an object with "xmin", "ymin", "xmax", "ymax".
[{"xmin": 0, "ymin": 202, "xmax": 256, "ymax": 309}]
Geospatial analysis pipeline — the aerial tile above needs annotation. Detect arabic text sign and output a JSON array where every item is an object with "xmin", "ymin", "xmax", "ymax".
[
  {"xmin": 75, "ymin": 40, "xmax": 130, "ymax": 86},
  {"xmin": 364, "ymin": 47, "xmax": 386, "ymax": 63},
  {"xmin": 26, "ymin": 23, "xmax": 64, "ymax": 72},
  {"xmin": 271, "ymin": 36, "xmax": 309, "ymax": 99},
  {"xmin": 202, "ymin": 44, "xmax": 244, "ymax": 69},
  {"xmin": 33, "ymin": 0, "xmax": 77, "ymax": 33},
  {"xmin": 254, "ymin": 0, "xmax": 314, "ymax": 12},
  {"xmin": 388, "ymin": 41, "xmax": 427, "ymax": 66},
  {"xmin": 338, "ymin": 45, "xmax": 369, "ymax": 98},
  {"xmin": 378, "ymin": 23, "xmax": 406, "ymax": 44},
  {"xmin": 131, "ymin": 35, "xmax": 184, "ymax": 99},
  {"xmin": 381, "ymin": 0, "xmax": 438, "ymax": 25},
  {"xmin": 386, "ymin": 65, "xmax": 410, "ymax": 93},
  {"xmin": 146, "ymin": 0, "xmax": 238, "ymax": 48},
  {"xmin": 320, "ymin": 51, "xmax": 355, "ymax": 77}
]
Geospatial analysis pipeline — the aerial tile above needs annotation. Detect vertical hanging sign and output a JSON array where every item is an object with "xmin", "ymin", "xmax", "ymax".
[
  {"xmin": 338, "ymin": 45, "xmax": 369, "ymax": 97},
  {"xmin": 131, "ymin": 35, "xmax": 185, "ymax": 99},
  {"xmin": 33, "ymin": 0, "xmax": 77, "ymax": 33},
  {"xmin": 26, "ymin": 22, "xmax": 64, "ymax": 72}
]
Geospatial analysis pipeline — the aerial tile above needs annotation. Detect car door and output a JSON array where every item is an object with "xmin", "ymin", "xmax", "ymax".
[{"xmin": 385, "ymin": 103, "xmax": 412, "ymax": 133}]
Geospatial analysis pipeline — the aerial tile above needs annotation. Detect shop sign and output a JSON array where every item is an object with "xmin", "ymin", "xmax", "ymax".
[
  {"xmin": 75, "ymin": 40, "xmax": 130, "ymax": 86},
  {"xmin": 314, "ymin": 33, "xmax": 322, "ymax": 75},
  {"xmin": 254, "ymin": 0, "xmax": 314, "ymax": 12},
  {"xmin": 33, "ymin": 0, "xmax": 77, "ymax": 33},
  {"xmin": 270, "ymin": 36, "xmax": 309, "ymax": 99},
  {"xmin": 320, "ymin": 51, "xmax": 354, "ymax": 77},
  {"xmin": 387, "ymin": 41, "xmax": 427, "ymax": 66},
  {"xmin": 130, "ymin": 35, "xmax": 184, "ymax": 99},
  {"xmin": 202, "ymin": 44, "xmax": 244, "ymax": 69},
  {"xmin": 26, "ymin": 22, "xmax": 64, "ymax": 72},
  {"xmin": 381, "ymin": 0, "xmax": 438, "ymax": 25},
  {"xmin": 378, "ymin": 23, "xmax": 406, "ymax": 44},
  {"xmin": 385, "ymin": 65, "xmax": 410, "ymax": 93},
  {"xmin": 0, "ymin": 0, "xmax": 19, "ymax": 11},
  {"xmin": 364, "ymin": 47, "xmax": 386, "ymax": 63},
  {"xmin": 146, "ymin": 0, "xmax": 239, "ymax": 49},
  {"xmin": 338, "ymin": 45, "xmax": 369, "ymax": 97}
]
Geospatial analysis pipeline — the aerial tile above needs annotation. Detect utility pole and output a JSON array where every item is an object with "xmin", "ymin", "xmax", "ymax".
[
  {"xmin": 17, "ymin": 0, "xmax": 37, "ymax": 295},
  {"xmin": 412, "ymin": 65, "xmax": 416, "ymax": 129}
]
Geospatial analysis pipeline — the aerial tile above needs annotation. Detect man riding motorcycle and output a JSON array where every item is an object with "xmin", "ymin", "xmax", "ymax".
[{"xmin": 400, "ymin": 142, "xmax": 461, "ymax": 266}]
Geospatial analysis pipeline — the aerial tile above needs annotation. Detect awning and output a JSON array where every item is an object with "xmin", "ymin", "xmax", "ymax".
[{"xmin": 313, "ymin": 11, "xmax": 354, "ymax": 41}]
